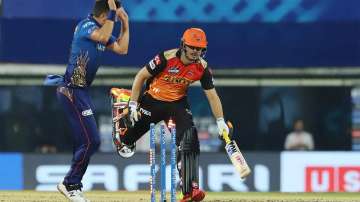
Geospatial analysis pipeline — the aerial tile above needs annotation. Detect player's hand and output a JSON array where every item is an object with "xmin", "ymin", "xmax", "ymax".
[
  {"xmin": 117, "ymin": 7, "xmax": 129, "ymax": 26},
  {"xmin": 108, "ymin": 0, "xmax": 117, "ymax": 10},
  {"xmin": 216, "ymin": 118, "xmax": 229, "ymax": 138},
  {"xmin": 128, "ymin": 101, "xmax": 139, "ymax": 126}
]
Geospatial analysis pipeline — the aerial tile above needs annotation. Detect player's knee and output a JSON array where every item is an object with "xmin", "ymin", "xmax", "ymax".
[{"xmin": 89, "ymin": 137, "xmax": 100, "ymax": 153}]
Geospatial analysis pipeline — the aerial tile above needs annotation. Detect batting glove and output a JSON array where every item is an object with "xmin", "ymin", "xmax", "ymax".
[
  {"xmin": 216, "ymin": 117, "xmax": 229, "ymax": 138},
  {"xmin": 128, "ymin": 101, "xmax": 139, "ymax": 126}
]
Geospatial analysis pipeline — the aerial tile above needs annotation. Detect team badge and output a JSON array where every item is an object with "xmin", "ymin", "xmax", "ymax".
[{"xmin": 154, "ymin": 55, "xmax": 161, "ymax": 65}]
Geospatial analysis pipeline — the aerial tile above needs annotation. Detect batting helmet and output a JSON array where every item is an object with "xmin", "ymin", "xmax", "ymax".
[{"xmin": 182, "ymin": 28, "xmax": 208, "ymax": 48}]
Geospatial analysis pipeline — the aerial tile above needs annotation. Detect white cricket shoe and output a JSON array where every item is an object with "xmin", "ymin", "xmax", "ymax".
[
  {"xmin": 57, "ymin": 182, "xmax": 90, "ymax": 202},
  {"xmin": 117, "ymin": 143, "xmax": 136, "ymax": 158}
]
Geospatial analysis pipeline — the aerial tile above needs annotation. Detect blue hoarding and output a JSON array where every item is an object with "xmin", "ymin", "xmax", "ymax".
[
  {"xmin": 1, "ymin": 0, "xmax": 359, "ymax": 67},
  {"xmin": 0, "ymin": 153, "xmax": 23, "ymax": 190},
  {"xmin": 3, "ymin": 0, "xmax": 360, "ymax": 22}
]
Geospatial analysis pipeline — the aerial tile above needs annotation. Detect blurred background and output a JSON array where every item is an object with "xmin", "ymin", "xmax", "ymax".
[{"xmin": 0, "ymin": 0, "xmax": 359, "ymax": 193}]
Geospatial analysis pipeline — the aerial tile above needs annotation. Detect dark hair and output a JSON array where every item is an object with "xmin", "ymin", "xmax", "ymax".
[{"xmin": 92, "ymin": 0, "xmax": 121, "ymax": 17}]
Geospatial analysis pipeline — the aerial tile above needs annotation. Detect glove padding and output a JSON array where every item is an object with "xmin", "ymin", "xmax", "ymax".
[
  {"xmin": 216, "ymin": 118, "xmax": 229, "ymax": 138},
  {"xmin": 128, "ymin": 101, "xmax": 139, "ymax": 126}
]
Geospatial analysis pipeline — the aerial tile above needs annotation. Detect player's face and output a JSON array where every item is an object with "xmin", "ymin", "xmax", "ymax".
[
  {"xmin": 98, "ymin": 13, "xmax": 108, "ymax": 25},
  {"xmin": 184, "ymin": 45, "xmax": 204, "ymax": 61}
]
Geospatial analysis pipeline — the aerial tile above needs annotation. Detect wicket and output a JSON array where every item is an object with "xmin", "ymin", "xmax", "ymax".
[{"xmin": 150, "ymin": 120, "xmax": 177, "ymax": 202}]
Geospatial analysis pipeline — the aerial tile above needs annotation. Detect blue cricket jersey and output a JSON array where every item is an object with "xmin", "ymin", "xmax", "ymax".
[{"xmin": 64, "ymin": 15, "xmax": 108, "ymax": 88}]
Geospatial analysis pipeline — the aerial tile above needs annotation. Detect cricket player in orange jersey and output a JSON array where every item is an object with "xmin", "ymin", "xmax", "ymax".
[{"xmin": 115, "ymin": 28, "xmax": 229, "ymax": 202}]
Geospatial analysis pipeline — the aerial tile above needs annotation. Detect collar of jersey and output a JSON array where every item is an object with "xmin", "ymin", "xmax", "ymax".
[
  {"xmin": 88, "ymin": 14, "xmax": 102, "ymax": 27},
  {"xmin": 176, "ymin": 49, "xmax": 181, "ymax": 58}
]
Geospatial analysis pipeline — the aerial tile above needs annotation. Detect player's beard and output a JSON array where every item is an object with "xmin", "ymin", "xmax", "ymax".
[{"xmin": 185, "ymin": 51, "xmax": 200, "ymax": 63}]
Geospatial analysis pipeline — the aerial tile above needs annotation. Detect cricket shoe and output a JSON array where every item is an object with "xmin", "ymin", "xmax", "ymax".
[
  {"xmin": 179, "ymin": 183, "xmax": 205, "ymax": 202},
  {"xmin": 117, "ymin": 142, "xmax": 136, "ymax": 158},
  {"xmin": 57, "ymin": 181, "xmax": 90, "ymax": 202},
  {"xmin": 112, "ymin": 109, "xmax": 136, "ymax": 158},
  {"xmin": 191, "ymin": 182, "xmax": 205, "ymax": 201},
  {"xmin": 191, "ymin": 187, "xmax": 205, "ymax": 201}
]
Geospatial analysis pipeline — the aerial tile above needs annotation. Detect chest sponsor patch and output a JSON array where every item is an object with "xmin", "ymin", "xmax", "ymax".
[{"xmin": 168, "ymin": 67, "xmax": 180, "ymax": 74}]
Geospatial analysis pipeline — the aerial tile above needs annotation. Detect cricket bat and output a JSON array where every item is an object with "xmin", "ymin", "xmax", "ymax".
[{"xmin": 223, "ymin": 121, "xmax": 251, "ymax": 179}]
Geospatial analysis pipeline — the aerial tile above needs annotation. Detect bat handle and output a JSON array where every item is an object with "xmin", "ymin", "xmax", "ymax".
[{"xmin": 222, "ymin": 132, "xmax": 231, "ymax": 144}]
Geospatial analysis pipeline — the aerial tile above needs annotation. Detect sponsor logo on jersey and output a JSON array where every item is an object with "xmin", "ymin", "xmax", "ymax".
[
  {"xmin": 168, "ymin": 67, "xmax": 180, "ymax": 74},
  {"xmin": 149, "ymin": 60, "xmax": 156, "ymax": 70},
  {"xmin": 82, "ymin": 109, "xmax": 93, "ymax": 116},
  {"xmin": 140, "ymin": 108, "xmax": 151, "ymax": 116},
  {"xmin": 97, "ymin": 44, "xmax": 106, "ymax": 51},
  {"xmin": 83, "ymin": 21, "xmax": 95, "ymax": 28},
  {"xmin": 163, "ymin": 75, "xmax": 192, "ymax": 85}
]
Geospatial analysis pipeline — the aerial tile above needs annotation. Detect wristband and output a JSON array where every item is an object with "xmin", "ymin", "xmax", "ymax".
[
  {"xmin": 107, "ymin": 10, "xmax": 116, "ymax": 21},
  {"xmin": 129, "ymin": 101, "xmax": 137, "ymax": 106},
  {"xmin": 106, "ymin": 36, "xmax": 116, "ymax": 46}
]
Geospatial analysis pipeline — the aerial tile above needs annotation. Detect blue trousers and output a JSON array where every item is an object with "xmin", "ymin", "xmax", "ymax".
[{"xmin": 57, "ymin": 86, "xmax": 100, "ymax": 185}]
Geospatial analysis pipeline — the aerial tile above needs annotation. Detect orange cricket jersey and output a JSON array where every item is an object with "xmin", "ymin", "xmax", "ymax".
[{"xmin": 145, "ymin": 49, "xmax": 214, "ymax": 102}]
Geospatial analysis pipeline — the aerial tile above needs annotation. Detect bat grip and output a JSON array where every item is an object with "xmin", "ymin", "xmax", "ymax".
[{"xmin": 222, "ymin": 132, "xmax": 231, "ymax": 144}]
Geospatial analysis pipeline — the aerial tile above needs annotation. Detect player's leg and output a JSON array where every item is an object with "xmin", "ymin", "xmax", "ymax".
[
  {"xmin": 170, "ymin": 101, "xmax": 205, "ymax": 201},
  {"xmin": 113, "ymin": 92, "xmax": 160, "ymax": 157},
  {"xmin": 116, "ymin": 111, "xmax": 153, "ymax": 157},
  {"xmin": 56, "ymin": 87, "xmax": 99, "ymax": 202},
  {"xmin": 110, "ymin": 88, "xmax": 135, "ymax": 157},
  {"xmin": 178, "ymin": 127, "xmax": 202, "ymax": 200}
]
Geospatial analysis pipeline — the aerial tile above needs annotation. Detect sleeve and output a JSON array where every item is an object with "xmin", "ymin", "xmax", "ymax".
[
  {"xmin": 78, "ymin": 21, "xmax": 98, "ymax": 39},
  {"xmin": 200, "ymin": 67, "xmax": 215, "ymax": 90},
  {"xmin": 145, "ymin": 52, "xmax": 167, "ymax": 76}
]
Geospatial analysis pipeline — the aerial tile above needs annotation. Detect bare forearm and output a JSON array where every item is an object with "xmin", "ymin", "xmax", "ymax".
[
  {"xmin": 97, "ymin": 20, "xmax": 115, "ymax": 43},
  {"xmin": 116, "ymin": 25, "xmax": 129, "ymax": 54},
  {"xmin": 205, "ymin": 89, "xmax": 224, "ymax": 119},
  {"xmin": 209, "ymin": 95, "xmax": 224, "ymax": 119},
  {"xmin": 95, "ymin": 0, "xmax": 117, "ymax": 43},
  {"xmin": 130, "ymin": 71, "xmax": 146, "ymax": 102}
]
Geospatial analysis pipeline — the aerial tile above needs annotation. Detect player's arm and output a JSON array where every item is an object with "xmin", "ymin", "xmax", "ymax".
[
  {"xmin": 127, "ymin": 53, "xmax": 166, "ymax": 126},
  {"xmin": 204, "ymin": 88, "xmax": 224, "ymax": 119},
  {"xmin": 107, "ymin": 7, "xmax": 129, "ymax": 55},
  {"xmin": 126, "ymin": 67, "xmax": 151, "ymax": 125},
  {"xmin": 130, "ymin": 67, "xmax": 152, "ymax": 102},
  {"xmin": 127, "ymin": 66, "xmax": 152, "ymax": 125},
  {"xmin": 201, "ymin": 67, "xmax": 229, "ymax": 136},
  {"xmin": 90, "ymin": 0, "xmax": 117, "ymax": 44},
  {"xmin": 200, "ymin": 68, "xmax": 223, "ymax": 119},
  {"xmin": 130, "ymin": 52, "xmax": 167, "ymax": 101}
]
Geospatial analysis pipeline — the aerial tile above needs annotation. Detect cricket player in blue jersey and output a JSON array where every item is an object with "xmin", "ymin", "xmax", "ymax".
[{"xmin": 54, "ymin": 0, "xmax": 129, "ymax": 201}]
